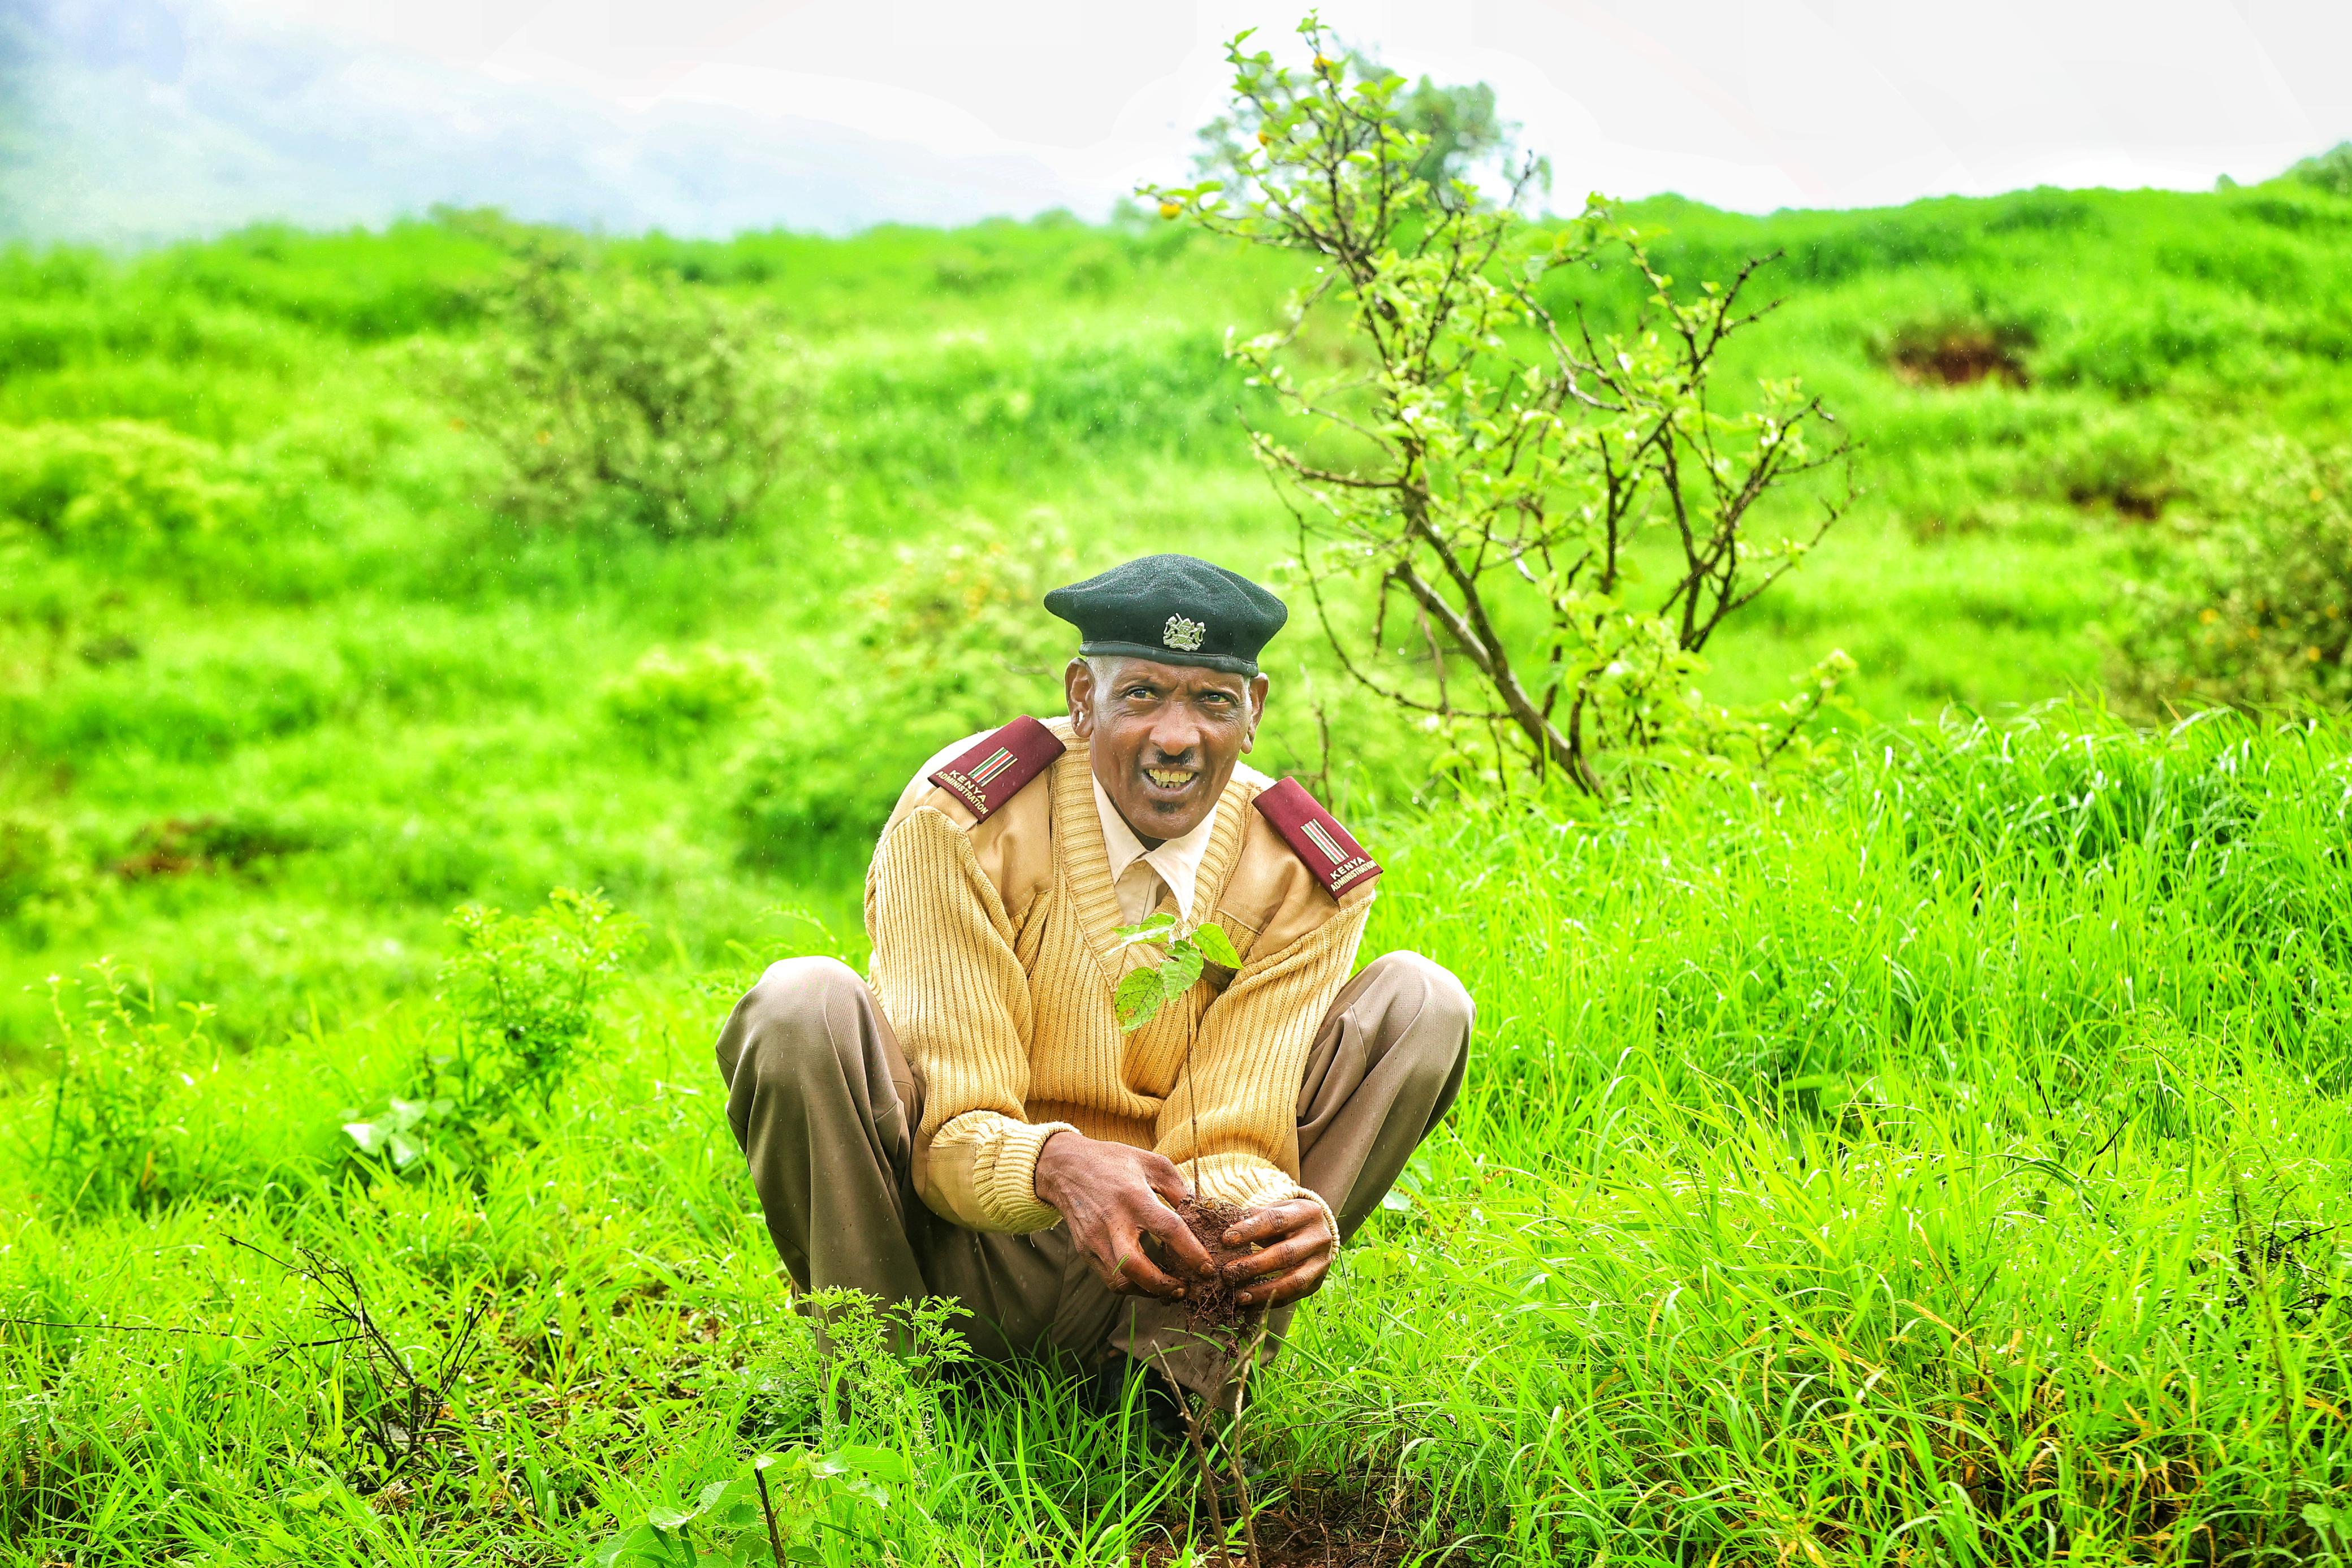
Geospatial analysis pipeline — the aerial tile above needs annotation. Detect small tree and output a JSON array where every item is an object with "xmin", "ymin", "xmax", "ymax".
[
  {"xmin": 1194, "ymin": 46, "xmax": 1543, "ymax": 214},
  {"xmin": 1146, "ymin": 17, "xmax": 1854, "ymax": 793},
  {"xmin": 442, "ymin": 246, "xmax": 795, "ymax": 539}
]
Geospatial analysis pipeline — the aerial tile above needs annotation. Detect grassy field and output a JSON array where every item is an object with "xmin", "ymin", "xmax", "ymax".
[{"xmin": 5, "ymin": 170, "xmax": 2352, "ymax": 1564}]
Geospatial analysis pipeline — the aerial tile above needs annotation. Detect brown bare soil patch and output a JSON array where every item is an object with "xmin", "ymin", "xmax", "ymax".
[
  {"xmin": 1136, "ymin": 1479, "xmax": 1467, "ymax": 1567},
  {"xmin": 114, "ymin": 816, "xmax": 305, "ymax": 880},
  {"xmin": 2066, "ymin": 475, "xmax": 2171, "ymax": 520},
  {"xmin": 1883, "ymin": 326, "xmax": 2032, "ymax": 388}
]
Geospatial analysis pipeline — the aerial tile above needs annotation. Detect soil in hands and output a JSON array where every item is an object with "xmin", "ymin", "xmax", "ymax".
[{"xmin": 1173, "ymin": 1196, "xmax": 1254, "ymax": 1330}]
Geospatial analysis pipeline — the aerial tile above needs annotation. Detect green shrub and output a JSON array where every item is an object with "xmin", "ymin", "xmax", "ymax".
[
  {"xmin": 0, "ymin": 298, "xmax": 103, "ymax": 378},
  {"xmin": 0, "ymin": 419, "xmax": 256, "ymax": 545},
  {"xmin": 436, "ymin": 251, "xmax": 796, "ymax": 538},
  {"xmin": 0, "ymin": 809, "xmax": 85, "ymax": 932},
  {"xmin": 602, "ymin": 643, "xmax": 770, "ymax": 754},
  {"xmin": 9, "ymin": 639, "xmax": 353, "ymax": 764},
  {"xmin": 22, "ymin": 960, "xmax": 220, "ymax": 1215},
  {"xmin": 931, "ymin": 248, "xmax": 1017, "ymax": 294},
  {"xmin": 342, "ymin": 887, "xmax": 641, "ymax": 1168},
  {"xmin": 2107, "ymin": 438, "xmax": 2352, "ymax": 712},
  {"xmin": 440, "ymin": 886, "xmax": 640, "ymax": 1112},
  {"xmin": 729, "ymin": 519, "xmax": 1074, "ymax": 857},
  {"xmin": 2044, "ymin": 293, "xmax": 2246, "ymax": 396}
]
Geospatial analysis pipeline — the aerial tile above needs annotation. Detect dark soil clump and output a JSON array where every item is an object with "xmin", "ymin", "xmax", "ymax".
[{"xmin": 1173, "ymin": 1196, "xmax": 1253, "ymax": 1331}]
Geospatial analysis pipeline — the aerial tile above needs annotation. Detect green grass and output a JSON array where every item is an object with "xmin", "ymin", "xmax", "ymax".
[
  {"xmin": 6, "ymin": 172, "xmax": 2352, "ymax": 1562},
  {"xmin": 5, "ymin": 710, "xmax": 2350, "ymax": 1563}
]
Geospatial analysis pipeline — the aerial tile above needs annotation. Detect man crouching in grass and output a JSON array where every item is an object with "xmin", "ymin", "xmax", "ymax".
[{"xmin": 714, "ymin": 553, "xmax": 1472, "ymax": 1431}]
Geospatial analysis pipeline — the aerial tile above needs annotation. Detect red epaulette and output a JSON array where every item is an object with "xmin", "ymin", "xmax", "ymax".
[
  {"xmin": 927, "ymin": 717, "xmax": 1066, "ymax": 824},
  {"xmin": 1253, "ymin": 778, "xmax": 1381, "ymax": 898}
]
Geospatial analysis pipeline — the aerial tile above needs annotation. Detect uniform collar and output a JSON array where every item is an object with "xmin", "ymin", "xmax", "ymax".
[{"xmin": 1091, "ymin": 773, "xmax": 1217, "ymax": 925}]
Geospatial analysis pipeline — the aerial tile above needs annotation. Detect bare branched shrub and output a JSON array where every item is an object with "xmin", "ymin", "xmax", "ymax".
[
  {"xmin": 230, "ymin": 1236, "xmax": 486, "ymax": 1493},
  {"xmin": 1145, "ymin": 18, "xmax": 1856, "ymax": 793}
]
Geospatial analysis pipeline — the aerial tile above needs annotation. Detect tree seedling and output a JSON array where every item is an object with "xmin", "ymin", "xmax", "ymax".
[
  {"xmin": 1110, "ymin": 912, "xmax": 1242, "ymax": 1031},
  {"xmin": 1109, "ymin": 910, "xmax": 1273, "ymax": 1565}
]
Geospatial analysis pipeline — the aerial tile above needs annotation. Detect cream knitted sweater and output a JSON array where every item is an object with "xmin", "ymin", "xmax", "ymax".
[{"xmin": 863, "ymin": 718, "xmax": 1374, "ymax": 1233}]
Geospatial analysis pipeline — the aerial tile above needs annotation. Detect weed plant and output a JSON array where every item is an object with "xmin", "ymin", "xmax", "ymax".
[
  {"xmin": 342, "ymin": 889, "xmax": 642, "ymax": 1170},
  {"xmin": 19, "ymin": 960, "xmax": 219, "ymax": 1215}
]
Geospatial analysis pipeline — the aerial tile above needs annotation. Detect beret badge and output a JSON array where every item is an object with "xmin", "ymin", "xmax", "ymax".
[{"xmin": 1162, "ymin": 614, "xmax": 1207, "ymax": 652}]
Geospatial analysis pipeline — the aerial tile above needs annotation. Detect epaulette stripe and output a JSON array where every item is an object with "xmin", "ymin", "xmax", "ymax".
[
  {"xmin": 928, "ymin": 717, "xmax": 1065, "ymax": 824},
  {"xmin": 1252, "ymin": 777, "xmax": 1381, "ymax": 898}
]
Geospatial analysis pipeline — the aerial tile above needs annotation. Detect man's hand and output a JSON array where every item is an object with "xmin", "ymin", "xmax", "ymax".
[
  {"xmin": 1219, "ymin": 1198, "xmax": 1335, "ymax": 1310},
  {"xmin": 1034, "ymin": 1131, "xmax": 1216, "ymax": 1300}
]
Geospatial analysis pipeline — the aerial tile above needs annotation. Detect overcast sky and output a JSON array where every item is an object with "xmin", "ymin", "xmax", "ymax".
[{"xmin": 165, "ymin": 0, "xmax": 2352, "ymax": 215}]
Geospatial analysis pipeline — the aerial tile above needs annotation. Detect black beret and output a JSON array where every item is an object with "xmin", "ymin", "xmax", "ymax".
[{"xmin": 1044, "ymin": 554, "xmax": 1288, "ymax": 678}]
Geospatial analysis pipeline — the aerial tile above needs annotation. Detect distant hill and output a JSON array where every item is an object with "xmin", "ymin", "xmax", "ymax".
[{"xmin": 0, "ymin": 0, "xmax": 1089, "ymax": 246}]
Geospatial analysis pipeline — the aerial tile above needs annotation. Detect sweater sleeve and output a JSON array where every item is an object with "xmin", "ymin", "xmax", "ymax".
[
  {"xmin": 1154, "ymin": 895, "xmax": 1372, "ymax": 1215},
  {"xmin": 867, "ymin": 807, "xmax": 1073, "ymax": 1233}
]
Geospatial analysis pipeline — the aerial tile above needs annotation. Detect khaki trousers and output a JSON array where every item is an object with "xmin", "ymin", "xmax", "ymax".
[{"xmin": 714, "ymin": 950, "xmax": 1472, "ymax": 1399}]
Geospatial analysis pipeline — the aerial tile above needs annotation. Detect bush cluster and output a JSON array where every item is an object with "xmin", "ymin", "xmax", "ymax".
[
  {"xmin": 435, "ymin": 250, "xmax": 796, "ymax": 539},
  {"xmin": 602, "ymin": 643, "xmax": 771, "ymax": 756},
  {"xmin": 0, "ymin": 419, "xmax": 257, "ymax": 546},
  {"xmin": 2108, "ymin": 437, "xmax": 2352, "ymax": 713},
  {"xmin": 729, "ymin": 518, "xmax": 1075, "ymax": 859},
  {"xmin": 343, "ymin": 887, "xmax": 642, "ymax": 1169}
]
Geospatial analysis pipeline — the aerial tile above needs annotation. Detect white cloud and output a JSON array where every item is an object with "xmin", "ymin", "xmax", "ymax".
[{"xmin": 14, "ymin": 0, "xmax": 2351, "ymax": 242}]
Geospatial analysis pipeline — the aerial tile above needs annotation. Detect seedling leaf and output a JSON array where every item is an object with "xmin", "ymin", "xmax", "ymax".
[
  {"xmin": 1111, "ymin": 912, "xmax": 1179, "ymax": 950},
  {"xmin": 1193, "ymin": 922, "xmax": 1243, "ymax": 968},
  {"xmin": 1162, "ymin": 943, "xmax": 1205, "ymax": 998},
  {"xmin": 1116, "ymin": 965, "xmax": 1169, "ymax": 1029}
]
